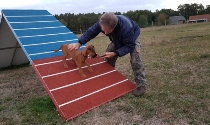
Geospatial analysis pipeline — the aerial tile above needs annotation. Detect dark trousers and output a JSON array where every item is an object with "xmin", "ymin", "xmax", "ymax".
[{"xmin": 105, "ymin": 37, "xmax": 146, "ymax": 87}]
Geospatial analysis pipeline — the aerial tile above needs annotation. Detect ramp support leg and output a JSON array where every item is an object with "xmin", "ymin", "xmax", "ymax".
[{"xmin": 10, "ymin": 41, "xmax": 19, "ymax": 66}]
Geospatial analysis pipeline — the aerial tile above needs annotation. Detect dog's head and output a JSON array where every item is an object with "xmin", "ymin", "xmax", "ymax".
[{"xmin": 86, "ymin": 45, "xmax": 97, "ymax": 58}]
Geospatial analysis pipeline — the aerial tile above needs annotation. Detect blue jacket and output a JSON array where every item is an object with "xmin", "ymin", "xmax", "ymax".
[{"xmin": 78, "ymin": 15, "xmax": 140, "ymax": 57}]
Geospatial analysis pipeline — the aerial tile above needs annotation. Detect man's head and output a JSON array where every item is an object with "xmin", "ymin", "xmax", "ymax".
[{"xmin": 99, "ymin": 12, "xmax": 118, "ymax": 35}]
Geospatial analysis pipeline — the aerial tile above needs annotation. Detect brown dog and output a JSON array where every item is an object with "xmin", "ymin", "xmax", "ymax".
[{"xmin": 52, "ymin": 44, "xmax": 97, "ymax": 78}]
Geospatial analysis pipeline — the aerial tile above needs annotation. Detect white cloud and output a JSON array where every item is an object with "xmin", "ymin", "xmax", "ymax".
[{"xmin": 0, "ymin": 0, "xmax": 42, "ymax": 8}]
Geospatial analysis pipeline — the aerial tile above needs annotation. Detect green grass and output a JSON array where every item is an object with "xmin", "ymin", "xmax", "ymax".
[
  {"xmin": 18, "ymin": 97, "xmax": 63, "ymax": 124},
  {"xmin": 0, "ymin": 22, "xmax": 210, "ymax": 124}
]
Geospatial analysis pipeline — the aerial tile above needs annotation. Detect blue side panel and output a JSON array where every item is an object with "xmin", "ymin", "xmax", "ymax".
[
  {"xmin": 19, "ymin": 34, "xmax": 78, "ymax": 45},
  {"xmin": 24, "ymin": 41, "xmax": 77, "ymax": 54},
  {"xmin": 2, "ymin": 10, "xmax": 51, "ymax": 16},
  {"xmin": 15, "ymin": 27, "xmax": 71, "ymax": 37},
  {"xmin": 6, "ymin": 16, "xmax": 58, "ymax": 22},
  {"xmin": 2, "ymin": 9, "xmax": 81, "ymax": 62},
  {"xmin": 29, "ymin": 46, "xmax": 85, "ymax": 60},
  {"xmin": 30, "ymin": 51, "xmax": 63, "ymax": 60},
  {"xmin": 10, "ymin": 21, "xmax": 64, "ymax": 29}
]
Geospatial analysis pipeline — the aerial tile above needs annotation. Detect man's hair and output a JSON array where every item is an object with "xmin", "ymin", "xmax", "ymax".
[{"xmin": 99, "ymin": 12, "xmax": 118, "ymax": 29}]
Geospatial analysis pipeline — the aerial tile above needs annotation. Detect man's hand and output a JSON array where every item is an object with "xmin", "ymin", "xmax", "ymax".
[
  {"xmin": 68, "ymin": 43, "xmax": 81, "ymax": 51},
  {"xmin": 104, "ymin": 52, "xmax": 116, "ymax": 58}
]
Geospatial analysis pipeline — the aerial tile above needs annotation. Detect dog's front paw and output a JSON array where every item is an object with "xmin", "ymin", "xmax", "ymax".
[
  {"xmin": 64, "ymin": 64, "xmax": 68, "ymax": 68},
  {"xmin": 88, "ymin": 68, "xmax": 93, "ymax": 72},
  {"xmin": 81, "ymin": 74, "xmax": 86, "ymax": 78}
]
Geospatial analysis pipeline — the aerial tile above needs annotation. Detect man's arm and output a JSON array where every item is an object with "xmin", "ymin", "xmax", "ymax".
[
  {"xmin": 68, "ymin": 21, "xmax": 101, "ymax": 51},
  {"xmin": 79, "ymin": 21, "xmax": 102, "ymax": 45}
]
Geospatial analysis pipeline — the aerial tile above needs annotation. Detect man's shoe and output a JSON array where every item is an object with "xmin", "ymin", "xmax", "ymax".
[{"xmin": 133, "ymin": 86, "xmax": 146, "ymax": 97}]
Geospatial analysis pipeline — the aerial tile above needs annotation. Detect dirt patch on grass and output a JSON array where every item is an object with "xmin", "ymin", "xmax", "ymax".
[{"xmin": 0, "ymin": 66, "xmax": 46, "ymax": 101}]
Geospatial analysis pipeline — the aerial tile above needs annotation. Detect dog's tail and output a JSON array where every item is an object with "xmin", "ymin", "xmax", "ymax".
[{"xmin": 51, "ymin": 45, "xmax": 63, "ymax": 52}]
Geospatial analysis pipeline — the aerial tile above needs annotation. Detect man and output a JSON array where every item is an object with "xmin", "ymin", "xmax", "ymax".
[{"xmin": 68, "ymin": 12, "xmax": 146, "ymax": 96}]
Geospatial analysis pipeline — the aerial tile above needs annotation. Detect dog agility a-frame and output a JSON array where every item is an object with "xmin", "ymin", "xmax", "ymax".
[{"xmin": 0, "ymin": 9, "xmax": 135, "ymax": 120}]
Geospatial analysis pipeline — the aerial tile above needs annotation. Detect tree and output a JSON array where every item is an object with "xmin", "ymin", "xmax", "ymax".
[
  {"xmin": 158, "ymin": 9, "xmax": 179, "ymax": 17},
  {"xmin": 125, "ymin": 10, "xmax": 137, "ymax": 21},
  {"xmin": 178, "ymin": 4, "xmax": 191, "ymax": 19},
  {"xmin": 178, "ymin": 3, "xmax": 205, "ymax": 19},
  {"xmin": 59, "ymin": 19, "xmax": 67, "ymax": 26},
  {"xmin": 156, "ymin": 13, "xmax": 167, "ymax": 25},
  {"xmin": 205, "ymin": 5, "xmax": 210, "ymax": 13},
  {"xmin": 196, "ymin": 3, "xmax": 205, "ymax": 14},
  {"xmin": 139, "ymin": 15, "xmax": 148, "ymax": 27}
]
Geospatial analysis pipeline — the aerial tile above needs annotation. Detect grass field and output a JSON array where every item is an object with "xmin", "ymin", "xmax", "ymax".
[{"xmin": 0, "ymin": 22, "xmax": 210, "ymax": 125}]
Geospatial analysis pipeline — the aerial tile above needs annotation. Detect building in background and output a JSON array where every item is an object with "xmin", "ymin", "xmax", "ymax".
[
  {"xmin": 188, "ymin": 14, "xmax": 210, "ymax": 23},
  {"xmin": 169, "ymin": 16, "xmax": 186, "ymax": 25}
]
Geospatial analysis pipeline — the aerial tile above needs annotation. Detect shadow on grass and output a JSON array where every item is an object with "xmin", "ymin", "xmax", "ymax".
[
  {"xmin": 200, "ymin": 54, "xmax": 210, "ymax": 59},
  {"xmin": 18, "ymin": 96, "xmax": 64, "ymax": 124},
  {"xmin": 0, "ymin": 63, "xmax": 30, "ymax": 71}
]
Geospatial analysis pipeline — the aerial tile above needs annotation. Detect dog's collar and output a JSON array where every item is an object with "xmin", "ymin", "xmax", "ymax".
[{"xmin": 81, "ymin": 52, "xmax": 88, "ymax": 58}]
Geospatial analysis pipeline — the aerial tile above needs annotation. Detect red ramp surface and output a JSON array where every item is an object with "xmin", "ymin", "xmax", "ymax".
[{"xmin": 32, "ymin": 56, "xmax": 136, "ymax": 120}]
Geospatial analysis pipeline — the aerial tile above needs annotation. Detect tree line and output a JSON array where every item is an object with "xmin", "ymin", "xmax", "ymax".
[{"xmin": 54, "ymin": 3, "xmax": 210, "ymax": 34}]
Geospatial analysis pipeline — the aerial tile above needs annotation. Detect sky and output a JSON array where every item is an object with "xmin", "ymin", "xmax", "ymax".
[{"xmin": 0, "ymin": 0, "xmax": 209, "ymax": 15}]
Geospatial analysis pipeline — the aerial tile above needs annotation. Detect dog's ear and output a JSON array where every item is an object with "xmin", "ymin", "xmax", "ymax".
[
  {"xmin": 88, "ymin": 47, "xmax": 92, "ymax": 51},
  {"xmin": 88, "ymin": 45, "xmax": 94, "ymax": 51},
  {"xmin": 87, "ymin": 46, "xmax": 90, "ymax": 50}
]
